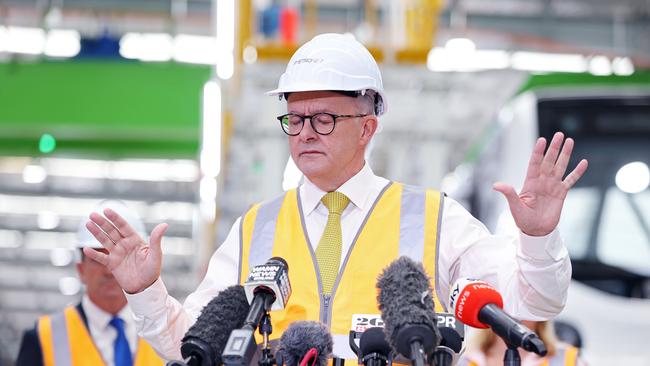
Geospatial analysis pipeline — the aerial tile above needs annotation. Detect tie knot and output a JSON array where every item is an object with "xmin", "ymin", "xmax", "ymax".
[
  {"xmin": 321, "ymin": 191, "xmax": 349, "ymax": 214},
  {"xmin": 109, "ymin": 316, "xmax": 125, "ymax": 332}
]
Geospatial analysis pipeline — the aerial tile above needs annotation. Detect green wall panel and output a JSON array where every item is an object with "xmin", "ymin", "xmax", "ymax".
[{"xmin": 0, "ymin": 61, "xmax": 212, "ymax": 159}]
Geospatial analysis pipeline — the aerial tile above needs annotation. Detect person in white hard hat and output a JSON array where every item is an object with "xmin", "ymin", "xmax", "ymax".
[
  {"xmin": 82, "ymin": 33, "xmax": 588, "ymax": 361},
  {"xmin": 16, "ymin": 200, "xmax": 163, "ymax": 366}
]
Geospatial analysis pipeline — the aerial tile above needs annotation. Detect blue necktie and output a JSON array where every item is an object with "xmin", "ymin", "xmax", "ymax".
[{"xmin": 109, "ymin": 316, "xmax": 133, "ymax": 366}]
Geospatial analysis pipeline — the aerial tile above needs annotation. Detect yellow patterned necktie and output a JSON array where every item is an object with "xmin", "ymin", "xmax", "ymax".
[{"xmin": 315, "ymin": 191, "xmax": 350, "ymax": 295}]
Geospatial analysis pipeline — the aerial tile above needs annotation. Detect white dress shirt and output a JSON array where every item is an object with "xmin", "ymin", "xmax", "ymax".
[
  {"xmin": 82, "ymin": 295, "xmax": 139, "ymax": 366},
  {"xmin": 127, "ymin": 163, "xmax": 571, "ymax": 360}
]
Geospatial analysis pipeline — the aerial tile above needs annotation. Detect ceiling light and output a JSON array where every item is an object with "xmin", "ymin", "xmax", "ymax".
[
  {"xmin": 511, "ymin": 52, "xmax": 587, "ymax": 73},
  {"xmin": 5, "ymin": 26, "xmax": 46, "ymax": 55},
  {"xmin": 588, "ymin": 55, "xmax": 612, "ymax": 76},
  {"xmin": 59, "ymin": 276, "xmax": 81, "ymax": 295},
  {"xmin": 612, "ymin": 57, "xmax": 634, "ymax": 76},
  {"xmin": 50, "ymin": 247, "xmax": 74, "ymax": 267},
  {"xmin": 615, "ymin": 161, "xmax": 649, "ymax": 194},
  {"xmin": 45, "ymin": 29, "xmax": 81, "ymax": 58},
  {"xmin": 174, "ymin": 34, "xmax": 218, "ymax": 65},
  {"xmin": 37, "ymin": 211, "xmax": 60, "ymax": 230},
  {"xmin": 23, "ymin": 165, "xmax": 47, "ymax": 184}
]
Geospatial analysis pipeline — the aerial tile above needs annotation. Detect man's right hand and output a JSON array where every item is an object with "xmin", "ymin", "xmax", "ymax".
[{"xmin": 84, "ymin": 208, "xmax": 169, "ymax": 294}]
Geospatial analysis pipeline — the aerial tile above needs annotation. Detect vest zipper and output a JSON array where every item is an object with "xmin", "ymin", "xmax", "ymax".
[{"xmin": 321, "ymin": 294, "xmax": 332, "ymax": 326}]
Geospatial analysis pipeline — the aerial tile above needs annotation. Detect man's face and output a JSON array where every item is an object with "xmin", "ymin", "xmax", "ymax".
[
  {"xmin": 77, "ymin": 248, "xmax": 126, "ymax": 308},
  {"xmin": 287, "ymin": 91, "xmax": 376, "ymax": 187}
]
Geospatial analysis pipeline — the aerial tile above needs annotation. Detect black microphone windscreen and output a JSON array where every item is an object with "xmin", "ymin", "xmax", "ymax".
[
  {"xmin": 359, "ymin": 327, "xmax": 391, "ymax": 357},
  {"xmin": 376, "ymin": 257, "xmax": 439, "ymax": 354},
  {"xmin": 277, "ymin": 321, "xmax": 333, "ymax": 366},
  {"xmin": 438, "ymin": 327, "xmax": 462, "ymax": 353},
  {"xmin": 183, "ymin": 285, "xmax": 250, "ymax": 365}
]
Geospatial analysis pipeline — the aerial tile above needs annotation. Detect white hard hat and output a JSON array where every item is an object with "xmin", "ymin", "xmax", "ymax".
[
  {"xmin": 76, "ymin": 199, "xmax": 146, "ymax": 249},
  {"xmin": 267, "ymin": 33, "xmax": 387, "ymax": 116}
]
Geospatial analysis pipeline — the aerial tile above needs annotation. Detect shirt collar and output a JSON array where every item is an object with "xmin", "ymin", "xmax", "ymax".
[
  {"xmin": 82, "ymin": 294, "xmax": 131, "ymax": 330},
  {"xmin": 301, "ymin": 162, "xmax": 377, "ymax": 215}
]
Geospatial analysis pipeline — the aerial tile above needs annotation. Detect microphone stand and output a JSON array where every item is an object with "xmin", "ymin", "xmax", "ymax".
[
  {"xmin": 503, "ymin": 343, "xmax": 521, "ymax": 366},
  {"xmin": 259, "ymin": 312, "xmax": 276, "ymax": 366}
]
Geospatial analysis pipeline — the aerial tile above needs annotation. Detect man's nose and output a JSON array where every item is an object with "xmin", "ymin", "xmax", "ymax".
[{"xmin": 299, "ymin": 117, "xmax": 318, "ymax": 140}]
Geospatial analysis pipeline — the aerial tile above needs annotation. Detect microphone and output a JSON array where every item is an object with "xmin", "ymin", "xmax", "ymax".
[
  {"xmin": 222, "ymin": 257, "xmax": 292, "ymax": 366},
  {"xmin": 276, "ymin": 321, "xmax": 333, "ymax": 366},
  {"xmin": 430, "ymin": 327, "xmax": 462, "ymax": 366},
  {"xmin": 243, "ymin": 257, "xmax": 292, "ymax": 312},
  {"xmin": 166, "ymin": 285, "xmax": 250, "ymax": 366},
  {"xmin": 448, "ymin": 278, "xmax": 547, "ymax": 356},
  {"xmin": 359, "ymin": 327, "xmax": 392, "ymax": 366},
  {"xmin": 376, "ymin": 257, "xmax": 440, "ymax": 366}
]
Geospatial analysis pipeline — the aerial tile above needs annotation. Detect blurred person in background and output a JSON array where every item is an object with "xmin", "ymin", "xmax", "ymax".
[
  {"xmin": 15, "ymin": 200, "xmax": 163, "ymax": 366},
  {"xmin": 458, "ymin": 320, "xmax": 586, "ymax": 366},
  {"xmin": 82, "ymin": 33, "xmax": 588, "ymax": 361}
]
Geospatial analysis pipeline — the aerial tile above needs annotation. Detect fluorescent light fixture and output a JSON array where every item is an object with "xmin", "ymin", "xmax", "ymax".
[
  {"xmin": 23, "ymin": 164, "xmax": 47, "ymax": 184},
  {"xmin": 427, "ymin": 47, "xmax": 509, "ymax": 72},
  {"xmin": 217, "ymin": 53, "xmax": 235, "ymax": 80},
  {"xmin": 36, "ymin": 157, "xmax": 197, "ymax": 182},
  {"xmin": 243, "ymin": 45, "xmax": 258, "ymax": 64},
  {"xmin": 612, "ymin": 57, "xmax": 635, "ymax": 76},
  {"xmin": 45, "ymin": 29, "xmax": 81, "ymax": 57},
  {"xmin": 199, "ymin": 176, "xmax": 218, "ymax": 202},
  {"xmin": 0, "ymin": 230, "xmax": 22, "ymax": 249},
  {"xmin": 59, "ymin": 276, "xmax": 81, "ymax": 296},
  {"xmin": 511, "ymin": 51, "xmax": 587, "ymax": 73},
  {"xmin": 174, "ymin": 34, "xmax": 218, "ymax": 65},
  {"xmin": 119, "ymin": 32, "xmax": 173, "ymax": 62},
  {"xmin": 199, "ymin": 176, "xmax": 217, "ymax": 220},
  {"xmin": 201, "ymin": 80, "xmax": 222, "ymax": 178},
  {"xmin": 0, "ymin": 26, "xmax": 8, "ymax": 52},
  {"xmin": 5, "ymin": 26, "xmax": 46, "ymax": 55},
  {"xmin": 216, "ymin": 0, "xmax": 235, "ymax": 79},
  {"xmin": 588, "ymin": 55, "xmax": 612, "ymax": 76},
  {"xmin": 50, "ymin": 247, "xmax": 74, "ymax": 267},
  {"xmin": 615, "ymin": 161, "xmax": 649, "ymax": 194},
  {"xmin": 37, "ymin": 211, "xmax": 60, "ymax": 230},
  {"xmin": 216, "ymin": 0, "xmax": 235, "ymax": 52},
  {"xmin": 445, "ymin": 38, "xmax": 476, "ymax": 53}
]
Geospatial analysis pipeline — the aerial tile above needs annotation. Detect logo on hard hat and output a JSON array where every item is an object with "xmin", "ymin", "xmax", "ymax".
[{"xmin": 293, "ymin": 58, "xmax": 324, "ymax": 65}]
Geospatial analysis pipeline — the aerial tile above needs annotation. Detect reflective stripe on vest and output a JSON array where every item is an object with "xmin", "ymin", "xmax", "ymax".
[
  {"xmin": 549, "ymin": 345, "xmax": 579, "ymax": 366},
  {"xmin": 239, "ymin": 182, "xmax": 444, "ymax": 359},
  {"xmin": 36, "ymin": 306, "xmax": 164, "ymax": 366}
]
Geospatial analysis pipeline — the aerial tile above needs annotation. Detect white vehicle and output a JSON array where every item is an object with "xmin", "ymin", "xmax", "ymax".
[{"xmin": 443, "ymin": 75, "xmax": 650, "ymax": 366}]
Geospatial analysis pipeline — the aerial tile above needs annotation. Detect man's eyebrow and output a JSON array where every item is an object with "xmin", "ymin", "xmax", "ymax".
[{"xmin": 287, "ymin": 108, "xmax": 335, "ymax": 114}]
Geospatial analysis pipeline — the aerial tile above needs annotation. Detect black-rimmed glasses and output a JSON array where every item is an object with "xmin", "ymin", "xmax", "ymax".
[{"xmin": 277, "ymin": 112, "xmax": 368, "ymax": 136}]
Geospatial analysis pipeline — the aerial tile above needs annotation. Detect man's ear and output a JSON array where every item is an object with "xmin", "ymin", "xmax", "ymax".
[
  {"xmin": 76, "ymin": 262, "xmax": 87, "ymax": 285},
  {"xmin": 360, "ymin": 116, "xmax": 378, "ymax": 144}
]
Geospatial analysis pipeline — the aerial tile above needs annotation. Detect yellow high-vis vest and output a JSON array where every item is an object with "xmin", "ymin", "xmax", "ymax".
[
  {"xmin": 37, "ymin": 306, "xmax": 163, "ymax": 366},
  {"xmin": 239, "ymin": 182, "xmax": 445, "ymax": 359}
]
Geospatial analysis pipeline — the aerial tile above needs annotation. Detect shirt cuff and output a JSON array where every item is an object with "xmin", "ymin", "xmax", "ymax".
[
  {"xmin": 124, "ymin": 277, "xmax": 168, "ymax": 316},
  {"xmin": 517, "ymin": 229, "xmax": 567, "ymax": 261}
]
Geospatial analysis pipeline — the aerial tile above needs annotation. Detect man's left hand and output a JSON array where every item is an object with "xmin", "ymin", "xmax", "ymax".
[{"xmin": 493, "ymin": 131, "xmax": 589, "ymax": 236}]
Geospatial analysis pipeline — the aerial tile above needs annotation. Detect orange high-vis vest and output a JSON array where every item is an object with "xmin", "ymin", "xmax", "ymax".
[
  {"xmin": 239, "ymin": 182, "xmax": 445, "ymax": 360},
  {"xmin": 37, "ymin": 306, "xmax": 164, "ymax": 366}
]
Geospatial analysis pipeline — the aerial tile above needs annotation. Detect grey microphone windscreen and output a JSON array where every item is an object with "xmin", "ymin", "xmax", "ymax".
[
  {"xmin": 277, "ymin": 321, "xmax": 333, "ymax": 366},
  {"xmin": 376, "ymin": 256, "xmax": 439, "ymax": 356}
]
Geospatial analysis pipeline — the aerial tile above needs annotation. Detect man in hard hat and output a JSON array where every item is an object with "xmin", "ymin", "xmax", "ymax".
[
  {"xmin": 16, "ymin": 201, "xmax": 163, "ymax": 366},
  {"xmin": 83, "ymin": 33, "xmax": 588, "ymax": 361}
]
